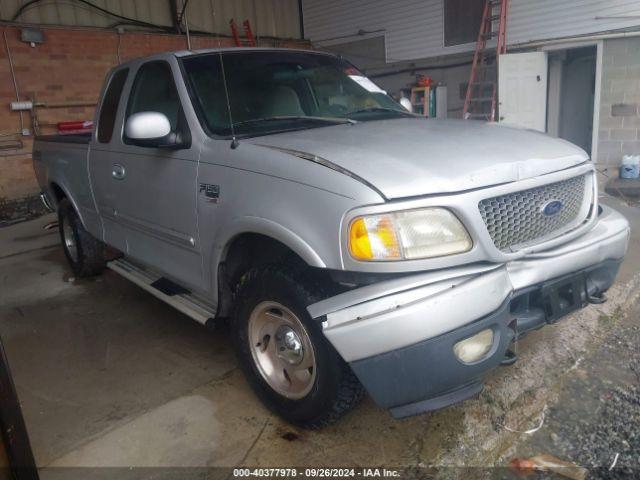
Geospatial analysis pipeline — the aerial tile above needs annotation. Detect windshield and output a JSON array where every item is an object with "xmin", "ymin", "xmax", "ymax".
[{"xmin": 181, "ymin": 51, "xmax": 411, "ymax": 138}]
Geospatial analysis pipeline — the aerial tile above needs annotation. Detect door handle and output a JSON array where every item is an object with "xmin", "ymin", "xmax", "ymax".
[{"xmin": 112, "ymin": 164, "xmax": 126, "ymax": 180}]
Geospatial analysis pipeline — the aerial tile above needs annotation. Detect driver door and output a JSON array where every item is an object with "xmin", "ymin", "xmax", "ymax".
[{"xmin": 105, "ymin": 60, "xmax": 202, "ymax": 289}]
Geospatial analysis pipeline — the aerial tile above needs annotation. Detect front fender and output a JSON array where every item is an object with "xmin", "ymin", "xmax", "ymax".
[{"xmin": 213, "ymin": 216, "xmax": 327, "ymax": 269}]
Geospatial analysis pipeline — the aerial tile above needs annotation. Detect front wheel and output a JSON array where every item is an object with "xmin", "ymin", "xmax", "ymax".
[{"xmin": 231, "ymin": 265, "xmax": 364, "ymax": 428}]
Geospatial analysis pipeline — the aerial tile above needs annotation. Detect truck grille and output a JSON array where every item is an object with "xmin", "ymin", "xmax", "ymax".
[{"xmin": 478, "ymin": 174, "xmax": 588, "ymax": 252}]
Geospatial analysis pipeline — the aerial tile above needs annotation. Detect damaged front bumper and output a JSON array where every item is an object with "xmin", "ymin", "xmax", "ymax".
[{"xmin": 307, "ymin": 205, "xmax": 630, "ymax": 418}]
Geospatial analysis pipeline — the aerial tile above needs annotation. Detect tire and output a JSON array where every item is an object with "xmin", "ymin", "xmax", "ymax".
[
  {"xmin": 58, "ymin": 198, "xmax": 106, "ymax": 277},
  {"xmin": 231, "ymin": 265, "xmax": 364, "ymax": 428}
]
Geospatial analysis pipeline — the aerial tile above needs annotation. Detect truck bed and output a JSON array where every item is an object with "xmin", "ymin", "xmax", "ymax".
[
  {"xmin": 34, "ymin": 133, "xmax": 91, "ymax": 144},
  {"xmin": 32, "ymin": 133, "xmax": 93, "ymax": 225}
]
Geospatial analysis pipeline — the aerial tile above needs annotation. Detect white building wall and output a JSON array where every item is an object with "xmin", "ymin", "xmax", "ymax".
[
  {"xmin": 508, "ymin": 0, "xmax": 640, "ymax": 45},
  {"xmin": 303, "ymin": 0, "xmax": 640, "ymax": 62}
]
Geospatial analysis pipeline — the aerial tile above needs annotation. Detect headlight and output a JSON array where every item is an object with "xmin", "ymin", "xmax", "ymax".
[{"xmin": 348, "ymin": 208, "xmax": 472, "ymax": 261}]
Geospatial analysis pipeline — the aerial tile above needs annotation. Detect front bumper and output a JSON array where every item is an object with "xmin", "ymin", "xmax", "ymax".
[{"xmin": 307, "ymin": 205, "xmax": 630, "ymax": 417}]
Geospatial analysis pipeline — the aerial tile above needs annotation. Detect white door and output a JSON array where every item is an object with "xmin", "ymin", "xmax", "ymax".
[{"xmin": 498, "ymin": 52, "xmax": 548, "ymax": 132}]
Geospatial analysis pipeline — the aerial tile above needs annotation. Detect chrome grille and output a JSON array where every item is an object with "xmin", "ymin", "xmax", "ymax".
[{"xmin": 479, "ymin": 174, "xmax": 588, "ymax": 252}]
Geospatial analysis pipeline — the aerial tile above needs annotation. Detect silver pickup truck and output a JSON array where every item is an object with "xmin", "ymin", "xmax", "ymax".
[{"xmin": 33, "ymin": 48, "xmax": 629, "ymax": 427}]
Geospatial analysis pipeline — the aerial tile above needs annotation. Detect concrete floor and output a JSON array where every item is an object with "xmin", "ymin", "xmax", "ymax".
[{"xmin": 0, "ymin": 193, "xmax": 639, "ymax": 476}]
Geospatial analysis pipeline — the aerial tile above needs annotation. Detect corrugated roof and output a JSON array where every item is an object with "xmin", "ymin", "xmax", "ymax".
[{"xmin": 0, "ymin": 0, "xmax": 301, "ymax": 39}]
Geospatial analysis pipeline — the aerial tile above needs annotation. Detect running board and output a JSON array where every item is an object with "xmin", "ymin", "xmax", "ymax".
[{"xmin": 107, "ymin": 258, "xmax": 217, "ymax": 325}]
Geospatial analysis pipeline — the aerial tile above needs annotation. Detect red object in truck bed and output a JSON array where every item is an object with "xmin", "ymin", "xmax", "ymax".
[{"xmin": 57, "ymin": 121, "xmax": 93, "ymax": 135}]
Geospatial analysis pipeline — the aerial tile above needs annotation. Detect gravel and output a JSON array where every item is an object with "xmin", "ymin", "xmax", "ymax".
[{"xmin": 510, "ymin": 322, "xmax": 640, "ymax": 479}]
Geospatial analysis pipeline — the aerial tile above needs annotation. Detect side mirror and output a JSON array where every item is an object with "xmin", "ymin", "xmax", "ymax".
[{"xmin": 124, "ymin": 112, "xmax": 188, "ymax": 149}]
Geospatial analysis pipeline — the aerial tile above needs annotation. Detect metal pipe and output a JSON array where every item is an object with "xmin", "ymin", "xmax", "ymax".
[
  {"xmin": 210, "ymin": 0, "xmax": 221, "ymax": 47},
  {"xmin": 251, "ymin": 0, "xmax": 259, "ymax": 44},
  {"xmin": 169, "ymin": 0, "xmax": 181, "ymax": 33},
  {"xmin": 512, "ymin": 29, "xmax": 640, "ymax": 49},
  {"xmin": 595, "ymin": 16, "xmax": 640, "ymax": 20},
  {"xmin": 297, "ymin": 0, "xmax": 304, "ymax": 39},
  {"xmin": 0, "ymin": 151, "xmax": 32, "ymax": 157},
  {"xmin": 40, "ymin": 193, "xmax": 54, "ymax": 212},
  {"xmin": 35, "ymin": 101, "xmax": 96, "ymax": 108},
  {"xmin": 311, "ymin": 28, "xmax": 386, "ymax": 45},
  {"xmin": 183, "ymin": 0, "xmax": 191, "ymax": 50},
  {"xmin": 115, "ymin": 29, "xmax": 122, "ymax": 64},
  {"xmin": 2, "ymin": 28, "xmax": 25, "ymax": 134}
]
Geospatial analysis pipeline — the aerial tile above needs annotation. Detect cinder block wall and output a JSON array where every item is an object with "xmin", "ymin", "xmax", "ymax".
[
  {"xmin": 598, "ymin": 37, "xmax": 640, "ymax": 166},
  {"xmin": 0, "ymin": 25, "xmax": 308, "ymax": 220}
]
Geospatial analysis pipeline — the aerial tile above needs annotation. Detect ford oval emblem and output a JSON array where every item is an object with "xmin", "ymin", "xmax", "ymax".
[{"xmin": 541, "ymin": 199, "xmax": 564, "ymax": 217}]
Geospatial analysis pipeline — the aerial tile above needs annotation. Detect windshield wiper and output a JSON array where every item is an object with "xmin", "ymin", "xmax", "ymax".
[
  {"xmin": 346, "ymin": 107, "xmax": 414, "ymax": 117},
  {"xmin": 233, "ymin": 115, "xmax": 357, "ymax": 128}
]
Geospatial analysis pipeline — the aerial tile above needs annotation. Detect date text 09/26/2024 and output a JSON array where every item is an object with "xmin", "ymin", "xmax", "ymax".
[{"xmin": 233, "ymin": 468, "xmax": 401, "ymax": 477}]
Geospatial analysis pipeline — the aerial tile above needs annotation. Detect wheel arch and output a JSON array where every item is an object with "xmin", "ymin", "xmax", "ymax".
[
  {"xmin": 49, "ymin": 182, "xmax": 67, "ymax": 205},
  {"xmin": 216, "ymin": 217, "xmax": 326, "ymax": 269},
  {"xmin": 213, "ymin": 217, "xmax": 327, "ymax": 318},
  {"xmin": 48, "ymin": 180, "xmax": 90, "ymax": 230}
]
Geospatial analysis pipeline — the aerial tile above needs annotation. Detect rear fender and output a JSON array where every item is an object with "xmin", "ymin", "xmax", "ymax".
[{"xmin": 48, "ymin": 180, "xmax": 88, "ymax": 229}]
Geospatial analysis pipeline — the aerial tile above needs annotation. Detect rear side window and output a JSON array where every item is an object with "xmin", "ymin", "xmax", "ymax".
[{"xmin": 97, "ymin": 68, "xmax": 129, "ymax": 143}]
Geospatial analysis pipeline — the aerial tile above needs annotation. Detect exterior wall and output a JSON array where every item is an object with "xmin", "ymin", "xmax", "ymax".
[
  {"xmin": 368, "ymin": 60, "xmax": 471, "ymax": 119},
  {"xmin": 303, "ymin": 0, "xmax": 640, "ymax": 62},
  {"xmin": 186, "ymin": 0, "xmax": 301, "ymax": 39},
  {"xmin": 597, "ymin": 37, "xmax": 640, "ymax": 166},
  {"xmin": 0, "ymin": 25, "xmax": 309, "ymax": 215},
  {"xmin": 0, "ymin": 0, "xmax": 301, "ymax": 39},
  {"xmin": 303, "ymin": 0, "xmax": 469, "ymax": 62},
  {"xmin": 508, "ymin": 1, "xmax": 640, "ymax": 45},
  {"xmin": 0, "ymin": 0, "xmax": 173, "ymax": 28}
]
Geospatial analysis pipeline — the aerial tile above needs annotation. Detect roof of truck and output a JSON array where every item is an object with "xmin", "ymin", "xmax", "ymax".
[
  {"xmin": 114, "ymin": 47, "xmax": 334, "ymax": 71},
  {"xmin": 173, "ymin": 47, "xmax": 326, "ymax": 57}
]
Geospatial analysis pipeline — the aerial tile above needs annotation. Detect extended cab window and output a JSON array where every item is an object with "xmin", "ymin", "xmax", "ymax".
[
  {"xmin": 124, "ymin": 61, "xmax": 185, "ymax": 141},
  {"xmin": 97, "ymin": 68, "xmax": 128, "ymax": 143},
  {"xmin": 181, "ymin": 52, "xmax": 409, "ymax": 138}
]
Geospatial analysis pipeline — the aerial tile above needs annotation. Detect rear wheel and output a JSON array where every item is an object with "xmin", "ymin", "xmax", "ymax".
[
  {"xmin": 58, "ymin": 198, "xmax": 106, "ymax": 277},
  {"xmin": 232, "ymin": 265, "xmax": 364, "ymax": 428}
]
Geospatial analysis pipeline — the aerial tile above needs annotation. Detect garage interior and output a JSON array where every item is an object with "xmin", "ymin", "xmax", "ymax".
[
  {"xmin": 1, "ymin": 0, "xmax": 640, "ymax": 477},
  {"xmin": 547, "ymin": 46, "xmax": 598, "ymax": 155}
]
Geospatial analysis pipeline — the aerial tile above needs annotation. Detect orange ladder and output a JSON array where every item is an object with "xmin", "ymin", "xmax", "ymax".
[
  {"xmin": 229, "ymin": 19, "xmax": 257, "ymax": 47},
  {"xmin": 463, "ymin": 0, "xmax": 509, "ymax": 121}
]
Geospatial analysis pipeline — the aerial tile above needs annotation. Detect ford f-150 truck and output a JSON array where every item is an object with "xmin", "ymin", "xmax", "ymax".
[{"xmin": 33, "ymin": 48, "xmax": 630, "ymax": 427}]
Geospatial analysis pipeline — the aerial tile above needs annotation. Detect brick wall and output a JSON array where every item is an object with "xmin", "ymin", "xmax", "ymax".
[
  {"xmin": 0, "ymin": 24, "xmax": 308, "ymax": 217},
  {"xmin": 597, "ymin": 37, "xmax": 640, "ymax": 166}
]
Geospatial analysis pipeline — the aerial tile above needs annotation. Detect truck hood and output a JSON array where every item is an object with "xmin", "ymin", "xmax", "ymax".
[{"xmin": 250, "ymin": 118, "xmax": 589, "ymax": 200}]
